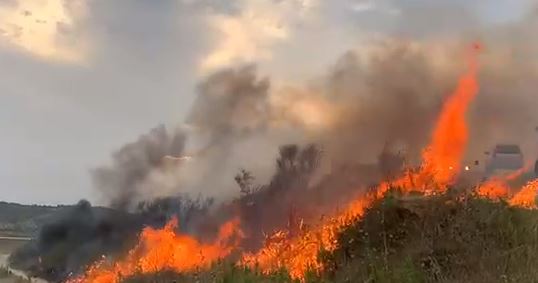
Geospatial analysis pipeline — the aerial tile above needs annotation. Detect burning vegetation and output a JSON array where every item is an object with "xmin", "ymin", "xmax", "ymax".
[{"xmin": 9, "ymin": 41, "xmax": 538, "ymax": 283}]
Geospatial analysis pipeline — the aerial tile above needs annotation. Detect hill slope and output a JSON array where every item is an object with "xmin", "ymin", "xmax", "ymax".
[
  {"xmin": 124, "ymin": 193, "xmax": 538, "ymax": 283},
  {"xmin": 0, "ymin": 201, "xmax": 113, "ymax": 238},
  {"xmin": 0, "ymin": 202, "xmax": 60, "ymax": 237}
]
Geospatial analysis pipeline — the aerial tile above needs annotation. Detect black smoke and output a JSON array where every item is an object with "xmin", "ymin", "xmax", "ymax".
[{"xmin": 9, "ymin": 197, "xmax": 213, "ymax": 283}]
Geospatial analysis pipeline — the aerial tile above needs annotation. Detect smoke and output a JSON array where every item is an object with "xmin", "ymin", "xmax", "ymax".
[
  {"xmin": 9, "ymin": 197, "xmax": 214, "ymax": 282},
  {"xmin": 11, "ymin": 3, "xmax": 538, "ymax": 282},
  {"xmin": 343, "ymin": 0, "xmax": 538, "ymax": 161},
  {"xmin": 466, "ymin": 12, "xmax": 538, "ymax": 162},
  {"xmin": 91, "ymin": 125, "xmax": 187, "ymax": 210},
  {"xmin": 91, "ymin": 66, "xmax": 295, "ymax": 209},
  {"xmin": 91, "ymin": 2, "xmax": 538, "ymax": 211},
  {"xmin": 186, "ymin": 65, "xmax": 271, "ymax": 142},
  {"xmin": 9, "ymin": 200, "xmax": 142, "ymax": 282},
  {"xmin": 312, "ymin": 41, "xmax": 458, "ymax": 164},
  {"xmin": 93, "ymin": 40, "xmax": 538, "ymax": 208}
]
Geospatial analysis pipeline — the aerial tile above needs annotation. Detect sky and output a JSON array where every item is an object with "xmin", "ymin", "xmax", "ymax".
[{"xmin": 0, "ymin": 0, "xmax": 534, "ymax": 205}]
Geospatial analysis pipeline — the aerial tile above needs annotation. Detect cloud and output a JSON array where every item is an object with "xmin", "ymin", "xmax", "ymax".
[
  {"xmin": 350, "ymin": 0, "xmax": 398, "ymax": 15},
  {"xmin": 200, "ymin": 0, "xmax": 319, "ymax": 72},
  {"xmin": 0, "ymin": 0, "xmax": 89, "ymax": 63}
]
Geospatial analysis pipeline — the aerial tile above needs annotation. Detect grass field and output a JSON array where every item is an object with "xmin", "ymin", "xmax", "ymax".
[
  {"xmin": 0, "ymin": 239, "xmax": 27, "ymax": 258},
  {"xmin": 0, "ymin": 238, "xmax": 32, "ymax": 283}
]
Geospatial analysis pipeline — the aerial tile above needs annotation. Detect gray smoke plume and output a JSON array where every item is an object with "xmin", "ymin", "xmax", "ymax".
[
  {"xmin": 181, "ymin": 66, "xmax": 275, "ymax": 197},
  {"xmin": 92, "ymin": 66, "xmax": 288, "ymax": 208},
  {"xmin": 315, "ymin": 37, "xmax": 538, "ymax": 171},
  {"xmin": 466, "ymin": 12, "xmax": 538, "ymax": 162},
  {"xmin": 13, "ymin": 3, "xmax": 538, "ymax": 282},
  {"xmin": 186, "ymin": 65, "xmax": 271, "ymax": 144},
  {"xmin": 9, "ymin": 197, "xmax": 214, "ymax": 283},
  {"xmin": 92, "ymin": 125, "xmax": 187, "ymax": 210},
  {"xmin": 343, "ymin": 0, "xmax": 538, "ymax": 163},
  {"xmin": 315, "ymin": 43, "xmax": 453, "ymax": 165},
  {"xmin": 92, "ymin": 3, "xmax": 538, "ymax": 209}
]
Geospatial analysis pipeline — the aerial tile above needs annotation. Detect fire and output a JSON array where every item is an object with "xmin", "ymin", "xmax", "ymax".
[
  {"xmin": 475, "ymin": 162, "xmax": 531, "ymax": 201},
  {"xmin": 241, "ymin": 195, "xmax": 373, "ymax": 279},
  {"xmin": 240, "ymin": 45, "xmax": 481, "ymax": 279},
  {"xmin": 509, "ymin": 179, "xmax": 538, "ymax": 209},
  {"xmin": 75, "ymin": 44, "xmax": 485, "ymax": 281},
  {"xmin": 420, "ymin": 47, "xmax": 479, "ymax": 186},
  {"xmin": 476, "ymin": 178, "xmax": 510, "ymax": 200},
  {"xmin": 474, "ymin": 159, "xmax": 538, "ymax": 208},
  {"xmin": 68, "ymin": 218, "xmax": 242, "ymax": 283}
]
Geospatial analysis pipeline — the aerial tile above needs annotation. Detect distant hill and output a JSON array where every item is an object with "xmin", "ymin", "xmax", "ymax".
[{"xmin": 0, "ymin": 201, "xmax": 110, "ymax": 237}]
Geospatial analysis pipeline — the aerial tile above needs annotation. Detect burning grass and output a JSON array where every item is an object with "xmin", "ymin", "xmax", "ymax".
[
  {"xmin": 67, "ymin": 218, "xmax": 243, "ymax": 283},
  {"xmin": 28, "ymin": 43, "xmax": 538, "ymax": 283},
  {"xmin": 67, "ymin": 44, "xmax": 486, "ymax": 283},
  {"xmin": 122, "ymin": 191, "xmax": 538, "ymax": 283},
  {"xmin": 234, "ymin": 42, "xmax": 482, "ymax": 281}
]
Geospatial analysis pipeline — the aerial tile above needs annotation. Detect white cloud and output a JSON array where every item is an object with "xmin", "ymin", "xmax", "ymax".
[
  {"xmin": 350, "ymin": 0, "xmax": 400, "ymax": 15},
  {"xmin": 199, "ymin": 0, "xmax": 319, "ymax": 72},
  {"xmin": 351, "ymin": 0, "xmax": 375, "ymax": 12},
  {"xmin": 0, "ymin": 0, "xmax": 88, "ymax": 63}
]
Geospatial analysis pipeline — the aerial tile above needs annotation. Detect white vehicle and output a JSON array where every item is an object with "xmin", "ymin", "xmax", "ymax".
[{"xmin": 485, "ymin": 144, "xmax": 524, "ymax": 178}]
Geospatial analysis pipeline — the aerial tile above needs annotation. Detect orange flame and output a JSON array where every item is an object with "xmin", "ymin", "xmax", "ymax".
[
  {"xmin": 476, "ymin": 178, "xmax": 510, "ymax": 200},
  {"xmin": 509, "ymin": 179, "xmax": 538, "ymax": 209},
  {"xmin": 420, "ymin": 47, "xmax": 479, "ymax": 186},
  {"xmin": 76, "ymin": 44, "xmax": 483, "ymax": 282},
  {"xmin": 241, "ymin": 45, "xmax": 481, "ymax": 279},
  {"xmin": 241, "ymin": 195, "xmax": 372, "ymax": 279},
  {"xmin": 475, "ymin": 162, "xmax": 531, "ymax": 201},
  {"xmin": 68, "ymin": 218, "xmax": 242, "ymax": 283}
]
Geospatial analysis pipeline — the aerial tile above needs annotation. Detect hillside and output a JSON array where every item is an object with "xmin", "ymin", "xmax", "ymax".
[
  {"xmin": 123, "ymin": 192, "xmax": 538, "ymax": 283},
  {"xmin": 0, "ymin": 201, "xmax": 111, "ymax": 238},
  {"xmin": 0, "ymin": 202, "xmax": 60, "ymax": 237}
]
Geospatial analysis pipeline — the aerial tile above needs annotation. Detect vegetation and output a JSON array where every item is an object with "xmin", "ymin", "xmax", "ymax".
[
  {"xmin": 9, "ymin": 144, "xmax": 537, "ymax": 282},
  {"xmin": 9, "ymin": 201, "xmax": 142, "ymax": 282},
  {"xmin": 0, "ymin": 201, "xmax": 116, "ymax": 237},
  {"xmin": 322, "ymin": 192, "xmax": 538, "ymax": 282},
  {"xmin": 0, "ymin": 266, "xmax": 31, "ymax": 282},
  {"xmin": 122, "ymin": 192, "xmax": 538, "ymax": 283},
  {"xmin": 0, "ymin": 202, "xmax": 59, "ymax": 237},
  {"xmin": 8, "ymin": 144, "xmax": 379, "ymax": 282},
  {"xmin": 0, "ymin": 266, "xmax": 10, "ymax": 278},
  {"xmin": 124, "ymin": 265, "xmax": 295, "ymax": 283}
]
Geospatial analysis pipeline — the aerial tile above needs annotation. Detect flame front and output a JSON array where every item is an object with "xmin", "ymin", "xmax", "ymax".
[
  {"xmin": 241, "ymin": 45, "xmax": 482, "ymax": 279},
  {"xmin": 509, "ymin": 179, "xmax": 538, "ymax": 209},
  {"xmin": 476, "ymin": 178, "xmax": 510, "ymax": 200},
  {"xmin": 475, "ymin": 162, "xmax": 534, "ymax": 203},
  {"xmin": 477, "ymin": 178, "xmax": 538, "ymax": 209},
  {"xmin": 69, "ymin": 218, "xmax": 242, "ymax": 283},
  {"xmin": 420, "ymin": 47, "xmax": 479, "ymax": 186},
  {"xmin": 72, "ymin": 43, "xmax": 538, "ymax": 282}
]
